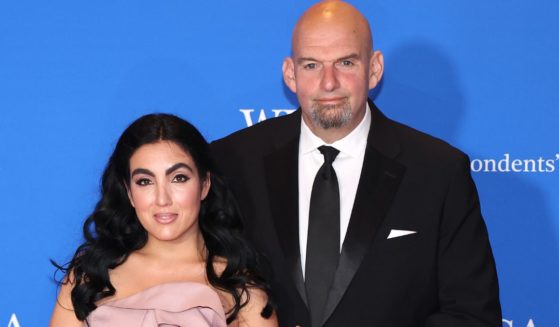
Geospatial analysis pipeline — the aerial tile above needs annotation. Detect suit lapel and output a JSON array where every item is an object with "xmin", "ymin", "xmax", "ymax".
[
  {"xmin": 263, "ymin": 112, "xmax": 308, "ymax": 306},
  {"xmin": 260, "ymin": 104, "xmax": 406, "ymax": 322},
  {"xmin": 321, "ymin": 103, "xmax": 406, "ymax": 324}
]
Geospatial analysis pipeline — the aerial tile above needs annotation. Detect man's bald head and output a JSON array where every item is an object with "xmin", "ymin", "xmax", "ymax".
[
  {"xmin": 283, "ymin": 0, "xmax": 384, "ymax": 143},
  {"xmin": 292, "ymin": 1, "xmax": 373, "ymax": 56}
]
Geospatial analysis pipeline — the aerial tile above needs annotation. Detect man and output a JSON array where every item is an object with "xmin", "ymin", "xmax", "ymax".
[{"xmin": 211, "ymin": 1, "xmax": 501, "ymax": 326}]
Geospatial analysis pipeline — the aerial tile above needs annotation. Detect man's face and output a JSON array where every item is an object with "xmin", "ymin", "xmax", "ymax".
[{"xmin": 283, "ymin": 21, "xmax": 383, "ymax": 137}]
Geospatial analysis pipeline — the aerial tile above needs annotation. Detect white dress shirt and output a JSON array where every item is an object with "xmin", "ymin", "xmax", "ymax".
[{"xmin": 298, "ymin": 105, "xmax": 371, "ymax": 278}]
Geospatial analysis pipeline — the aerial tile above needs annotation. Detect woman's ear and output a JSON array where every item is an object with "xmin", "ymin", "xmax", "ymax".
[
  {"xmin": 201, "ymin": 172, "xmax": 211, "ymax": 201},
  {"xmin": 125, "ymin": 181, "xmax": 135, "ymax": 207}
]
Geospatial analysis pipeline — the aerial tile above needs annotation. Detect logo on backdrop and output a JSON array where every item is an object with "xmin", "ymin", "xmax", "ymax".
[
  {"xmin": 240, "ymin": 108, "xmax": 296, "ymax": 127},
  {"xmin": 6, "ymin": 314, "xmax": 20, "ymax": 327},
  {"xmin": 237, "ymin": 113, "xmax": 559, "ymax": 175},
  {"xmin": 502, "ymin": 318, "xmax": 535, "ymax": 327},
  {"xmin": 471, "ymin": 153, "xmax": 559, "ymax": 173}
]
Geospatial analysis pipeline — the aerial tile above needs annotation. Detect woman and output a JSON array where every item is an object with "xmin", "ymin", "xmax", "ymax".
[{"xmin": 50, "ymin": 113, "xmax": 277, "ymax": 326}]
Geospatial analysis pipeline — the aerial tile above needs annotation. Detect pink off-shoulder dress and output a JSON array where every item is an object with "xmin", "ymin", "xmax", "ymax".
[{"xmin": 85, "ymin": 282, "xmax": 227, "ymax": 326}]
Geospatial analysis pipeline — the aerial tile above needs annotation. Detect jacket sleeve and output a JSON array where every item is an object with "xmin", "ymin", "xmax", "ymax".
[{"xmin": 425, "ymin": 155, "xmax": 502, "ymax": 327}]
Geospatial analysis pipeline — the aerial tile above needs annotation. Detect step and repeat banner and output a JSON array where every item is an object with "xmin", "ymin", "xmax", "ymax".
[{"xmin": 1, "ymin": 1, "xmax": 557, "ymax": 326}]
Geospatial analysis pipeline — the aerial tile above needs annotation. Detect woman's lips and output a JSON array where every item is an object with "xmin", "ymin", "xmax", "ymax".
[{"xmin": 154, "ymin": 213, "xmax": 178, "ymax": 224}]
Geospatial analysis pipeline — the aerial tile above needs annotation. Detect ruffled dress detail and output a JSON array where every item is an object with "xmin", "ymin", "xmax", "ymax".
[{"xmin": 85, "ymin": 282, "xmax": 227, "ymax": 327}]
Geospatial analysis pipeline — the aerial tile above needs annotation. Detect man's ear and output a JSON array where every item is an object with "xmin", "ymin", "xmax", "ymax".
[
  {"xmin": 125, "ymin": 182, "xmax": 135, "ymax": 208},
  {"xmin": 282, "ymin": 57, "xmax": 297, "ymax": 93},
  {"xmin": 201, "ymin": 172, "xmax": 211, "ymax": 201},
  {"xmin": 368, "ymin": 50, "xmax": 384, "ymax": 89}
]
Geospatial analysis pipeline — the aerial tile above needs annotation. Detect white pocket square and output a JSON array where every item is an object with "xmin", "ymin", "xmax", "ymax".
[{"xmin": 387, "ymin": 229, "xmax": 417, "ymax": 239}]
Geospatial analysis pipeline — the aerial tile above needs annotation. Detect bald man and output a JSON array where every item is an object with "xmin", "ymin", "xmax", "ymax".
[{"xmin": 211, "ymin": 1, "xmax": 501, "ymax": 326}]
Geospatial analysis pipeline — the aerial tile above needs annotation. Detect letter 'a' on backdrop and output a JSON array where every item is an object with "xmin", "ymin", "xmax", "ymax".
[{"xmin": 0, "ymin": 1, "xmax": 557, "ymax": 325}]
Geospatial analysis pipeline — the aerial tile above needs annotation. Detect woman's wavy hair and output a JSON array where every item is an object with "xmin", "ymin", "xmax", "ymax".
[{"xmin": 54, "ymin": 113, "xmax": 273, "ymax": 323}]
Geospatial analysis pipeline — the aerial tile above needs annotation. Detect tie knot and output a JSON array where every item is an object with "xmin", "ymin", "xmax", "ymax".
[{"xmin": 318, "ymin": 145, "xmax": 339, "ymax": 165}]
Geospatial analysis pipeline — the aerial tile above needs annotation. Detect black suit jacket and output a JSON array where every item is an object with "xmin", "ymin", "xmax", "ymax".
[{"xmin": 211, "ymin": 102, "xmax": 501, "ymax": 326}]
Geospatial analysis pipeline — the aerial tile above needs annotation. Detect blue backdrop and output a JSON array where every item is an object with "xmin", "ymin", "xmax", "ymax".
[{"xmin": 1, "ymin": 1, "xmax": 557, "ymax": 326}]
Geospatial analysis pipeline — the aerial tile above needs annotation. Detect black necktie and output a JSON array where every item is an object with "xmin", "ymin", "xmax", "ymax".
[{"xmin": 305, "ymin": 145, "xmax": 340, "ymax": 327}]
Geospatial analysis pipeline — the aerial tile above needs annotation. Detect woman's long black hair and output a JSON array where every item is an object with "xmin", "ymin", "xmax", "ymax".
[{"xmin": 53, "ymin": 113, "xmax": 274, "ymax": 323}]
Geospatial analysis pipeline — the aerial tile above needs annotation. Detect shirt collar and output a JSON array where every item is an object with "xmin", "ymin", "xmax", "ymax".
[{"xmin": 299, "ymin": 103, "xmax": 371, "ymax": 158}]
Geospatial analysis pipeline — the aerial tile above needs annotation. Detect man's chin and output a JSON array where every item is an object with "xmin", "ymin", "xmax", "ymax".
[{"xmin": 313, "ymin": 112, "xmax": 352, "ymax": 129}]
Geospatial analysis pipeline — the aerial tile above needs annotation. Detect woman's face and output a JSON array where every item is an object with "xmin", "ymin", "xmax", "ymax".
[{"xmin": 127, "ymin": 140, "xmax": 210, "ymax": 244}]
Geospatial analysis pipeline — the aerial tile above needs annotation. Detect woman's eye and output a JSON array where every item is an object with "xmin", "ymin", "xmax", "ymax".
[
  {"xmin": 135, "ymin": 178, "xmax": 152, "ymax": 186},
  {"xmin": 173, "ymin": 174, "xmax": 189, "ymax": 183}
]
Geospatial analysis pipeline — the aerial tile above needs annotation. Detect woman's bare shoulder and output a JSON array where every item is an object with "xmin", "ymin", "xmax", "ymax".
[
  {"xmin": 209, "ymin": 258, "xmax": 277, "ymax": 327},
  {"xmin": 49, "ymin": 271, "xmax": 82, "ymax": 327}
]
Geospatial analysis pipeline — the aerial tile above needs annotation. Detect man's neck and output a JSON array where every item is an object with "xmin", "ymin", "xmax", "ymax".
[{"xmin": 302, "ymin": 109, "xmax": 367, "ymax": 144}]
